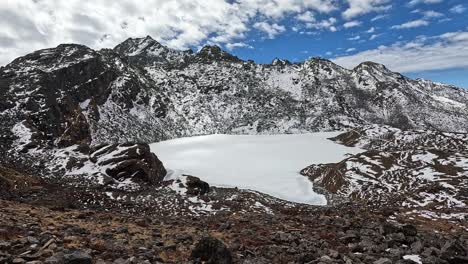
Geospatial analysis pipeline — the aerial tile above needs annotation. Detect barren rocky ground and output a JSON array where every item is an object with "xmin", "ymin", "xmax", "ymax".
[{"xmin": 1, "ymin": 165, "xmax": 467, "ymax": 264}]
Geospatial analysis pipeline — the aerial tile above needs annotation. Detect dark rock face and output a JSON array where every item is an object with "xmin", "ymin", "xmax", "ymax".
[
  {"xmin": 194, "ymin": 45, "xmax": 243, "ymax": 63},
  {"xmin": 191, "ymin": 236, "xmax": 233, "ymax": 264},
  {"xmin": 1, "ymin": 44, "xmax": 116, "ymax": 147},
  {"xmin": 90, "ymin": 143, "xmax": 166, "ymax": 184}
]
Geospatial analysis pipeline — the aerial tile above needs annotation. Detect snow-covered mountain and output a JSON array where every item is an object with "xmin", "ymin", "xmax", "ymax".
[{"xmin": 2, "ymin": 36, "xmax": 468, "ymax": 154}]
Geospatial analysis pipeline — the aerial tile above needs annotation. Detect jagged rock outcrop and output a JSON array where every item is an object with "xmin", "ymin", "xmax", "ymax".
[
  {"xmin": 183, "ymin": 175, "xmax": 210, "ymax": 196},
  {"xmin": 89, "ymin": 143, "xmax": 166, "ymax": 185}
]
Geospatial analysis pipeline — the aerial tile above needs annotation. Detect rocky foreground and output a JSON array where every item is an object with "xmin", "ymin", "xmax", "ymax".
[{"xmin": 1, "ymin": 164, "xmax": 467, "ymax": 264}]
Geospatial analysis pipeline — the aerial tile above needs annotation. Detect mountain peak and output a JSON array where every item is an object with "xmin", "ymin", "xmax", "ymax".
[
  {"xmin": 114, "ymin": 36, "xmax": 164, "ymax": 57},
  {"xmin": 354, "ymin": 61, "xmax": 389, "ymax": 72},
  {"xmin": 195, "ymin": 45, "xmax": 242, "ymax": 63},
  {"xmin": 271, "ymin": 58, "xmax": 292, "ymax": 66}
]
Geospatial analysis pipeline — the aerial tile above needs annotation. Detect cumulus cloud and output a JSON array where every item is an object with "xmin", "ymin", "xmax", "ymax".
[
  {"xmin": 392, "ymin": 19, "xmax": 429, "ymax": 29},
  {"xmin": 342, "ymin": 0, "xmax": 391, "ymax": 19},
  {"xmin": 332, "ymin": 31, "xmax": 468, "ymax": 73},
  {"xmin": 0, "ymin": 0, "xmax": 338, "ymax": 65},
  {"xmin": 296, "ymin": 11, "xmax": 316, "ymax": 22}
]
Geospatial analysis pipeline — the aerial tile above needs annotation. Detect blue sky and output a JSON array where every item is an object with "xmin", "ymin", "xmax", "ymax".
[
  {"xmin": 1, "ymin": 0, "xmax": 467, "ymax": 87},
  {"xmin": 230, "ymin": 0, "xmax": 468, "ymax": 88}
]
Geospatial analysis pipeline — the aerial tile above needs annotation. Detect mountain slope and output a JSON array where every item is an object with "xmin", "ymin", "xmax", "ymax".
[{"xmin": 2, "ymin": 36, "xmax": 468, "ymax": 153}]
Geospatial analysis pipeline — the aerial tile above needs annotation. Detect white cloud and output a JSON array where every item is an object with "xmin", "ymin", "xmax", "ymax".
[
  {"xmin": 408, "ymin": 0, "xmax": 443, "ymax": 7},
  {"xmin": 371, "ymin": 14, "xmax": 388, "ymax": 21},
  {"xmin": 348, "ymin": 35, "xmax": 361, "ymax": 40},
  {"xmin": 369, "ymin": 34, "xmax": 380, "ymax": 40},
  {"xmin": 343, "ymin": 20, "xmax": 362, "ymax": 28},
  {"xmin": 343, "ymin": 0, "xmax": 391, "ymax": 19},
  {"xmin": 296, "ymin": 11, "xmax": 315, "ymax": 22},
  {"xmin": 450, "ymin": 5, "xmax": 466, "ymax": 14},
  {"xmin": 225, "ymin": 42, "xmax": 252, "ymax": 50},
  {"xmin": 392, "ymin": 19, "xmax": 429, "ymax": 29},
  {"xmin": 332, "ymin": 31, "xmax": 468, "ymax": 73},
  {"xmin": 0, "ymin": 0, "xmax": 337, "ymax": 65},
  {"xmin": 422, "ymin": 10, "xmax": 443, "ymax": 18},
  {"xmin": 305, "ymin": 17, "xmax": 338, "ymax": 32},
  {"xmin": 253, "ymin": 22, "xmax": 286, "ymax": 39},
  {"xmin": 366, "ymin": 27, "xmax": 376, "ymax": 33}
]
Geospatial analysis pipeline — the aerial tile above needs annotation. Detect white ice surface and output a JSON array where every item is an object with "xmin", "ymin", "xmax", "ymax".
[{"xmin": 150, "ymin": 133, "xmax": 362, "ymax": 205}]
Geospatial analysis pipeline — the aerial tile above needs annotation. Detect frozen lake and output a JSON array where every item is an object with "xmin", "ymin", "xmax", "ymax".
[{"xmin": 150, "ymin": 133, "xmax": 362, "ymax": 205}]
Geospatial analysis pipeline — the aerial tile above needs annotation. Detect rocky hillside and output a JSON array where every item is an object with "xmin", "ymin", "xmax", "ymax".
[{"xmin": 301, "ymin": 125, "xmax": 468, "ymax": 218}]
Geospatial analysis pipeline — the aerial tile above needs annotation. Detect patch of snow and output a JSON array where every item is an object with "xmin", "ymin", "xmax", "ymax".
[
  {"xmin": 253, "ymin": 201, "xmax": 274, "ymax": 214},
  {"xmin": 431, "ymin": 95, "xmax": 466, "ymax": 108},
  {"xmin": 403, "ymin": 255, "xmax": 422, "ymax": 264},
  {"xmin": 11, "ymin": 122, "xmax": 33, "ymax": 147},
  {"xmin": 150, "ymin": 132, "xmax": 362, "ymax": 205},
  {"xmin": 79, "ymin": 99, "xmax": 91, "ymax": 109}
]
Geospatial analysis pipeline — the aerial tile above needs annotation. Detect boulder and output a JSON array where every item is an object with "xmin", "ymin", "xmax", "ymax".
[
  {"xmin": 90, "ymin": 143, "xmax": 166, "ymax": 184},
  {"xmin": 191, "ymin": 236, "xmax": 232, "ymax": 264},
  {"xmin": 63, "ymin": 250, "xmax": 92, "ymax": 264},
  {"xmin": 184, "ymin": 175, "xmax": 210, "ymax": 196}
]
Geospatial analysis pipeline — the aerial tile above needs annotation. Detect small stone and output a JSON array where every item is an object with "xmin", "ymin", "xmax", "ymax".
[
  {"xmin": 410, "ymin": 241, "xmax": 423, "ymax": 253},
  {"xmin": 374, "ymin": 258, "xmax": 392, "ymax": 264},
  {"xmin": 0, "ymin": 241, "xmax": 11, "ymax": 249},
  {"xmin": 163, "ymin": 243, "xmax": 176, "ymax": 251},
  {"xmin": 176, "ymin": 234, "xmax": 193, "ymax": 243},
  {"xmin": 44, "ymin": 256, "xmax": 61, "ymax": 264},
  {"xmin": 402, "ymin": 225, "xmax": 417, "ymax": 237},
  {"xmin": 27, "ymin": 237, "xmax": 39, "ymax": 244},
  {"xmin": 63, "ymin": 250, "xmax": 92, "ymax": 264},
  {"xmin": 329, "ymin": 250, "xmax": 339, "ymax": 259},
  {"xmin": 12, "ymin": 258, "xmax": 26, "ymax": 264}
]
